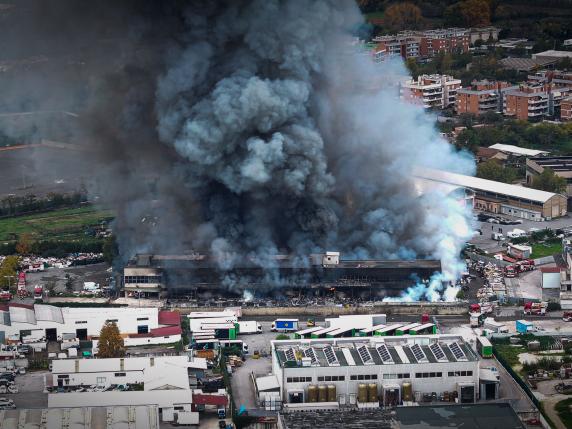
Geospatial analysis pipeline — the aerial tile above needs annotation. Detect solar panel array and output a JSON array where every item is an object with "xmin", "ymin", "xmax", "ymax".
[
  {"xmin": 304, "ymin": 347, "xmax": 318, "ymax": 364},
  {"xmin": 410, "ymin": 343, "xmax": 428, "ymax": 363},
  {"xmin": 357, "ymin": 344, "xmax": 374, "ymax": 365},
  {"xmin": 448, "ymin": 342, "xmax": 467, "ymax": 361},
  {"xmin": 285, "ymin": 348, "xmax": 296, "ymax": 362},
  {"xmin": 323, "ymin": 345, "xmax": 339, "ymax": 366},
  {"xmin": 376, "ymin": 343, "xmax": 394, "ymax": 364},
  {"xmin": 429, "ymin": 343, "xmax": 447, "ymax": 362}
]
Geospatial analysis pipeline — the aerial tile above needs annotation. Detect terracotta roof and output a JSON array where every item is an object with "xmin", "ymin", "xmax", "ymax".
[
  {"xmin": 477, "ymin": 147, "xmax": 500, "ymax": 159},
  {"xmin": 192, "ymin": 393, "xmax": 228, "ymax": 406},
  {"xmin": 150, "ymin": 325, "xmax": 182, "ymax": 336},
  {"xmin": 158, "ymin": 310, "xmax": 180, "ymax": 326},
  {"xmin": 540, "ymin": 266, "xmax": 561, "ymax": 273},
  {"xmin": 8, "ymin": 303, "xmax": 34, "ymax": 310}
]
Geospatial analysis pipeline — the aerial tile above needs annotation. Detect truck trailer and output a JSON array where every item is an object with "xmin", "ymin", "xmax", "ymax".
[
  {"xmin": 238, "ymin": 321, "xmax": 262, "ymax": 334},
  {"xmin": 271, "ymin": 319, "xmax": 299, "ymax": 332}
]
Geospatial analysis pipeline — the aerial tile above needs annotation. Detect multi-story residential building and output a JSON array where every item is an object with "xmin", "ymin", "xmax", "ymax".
[
  {"xmin": 400, "ymin": 74, "xmax": 462, "ymax": 109},
  {"xmin": 503, "ymin": 83, "xmax": 550, "ymax": 120},
  {"xmin": 468, "ymin": 27, "xmax": 499, "ymax": 45},
  {"xmin": 562, "ymin": 97, "xmax": 572, "ymax": 121},
  {"xmin": 528, "ymin": 70, "xmax": 572, "ymax": 88},
  {"xmin": 372, "ymin": 28, "xmax": 469, "ymax": 60},
  {"xmin": 455, "ymin": 80, "xmax": 514, "ymax": 115}
]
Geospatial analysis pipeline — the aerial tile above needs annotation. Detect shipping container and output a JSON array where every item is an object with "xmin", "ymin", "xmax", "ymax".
[
  {"xmin": 516, "ymin": 320, "xmax": 533, "ymax": 334},
  {"xmin": 476, "ymin": 336, "xmax": 493, "ymax": 358},
  {"xmin": 272, "ymin": 319, "xmax": 299, "ymax": 332}
]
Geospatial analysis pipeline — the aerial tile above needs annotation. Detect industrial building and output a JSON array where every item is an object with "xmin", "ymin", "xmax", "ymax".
[
  {"xmin": 0, "ymin": 406, "xmax": 160, "ymax": 429},
  {"xmin": 416, "ymin": 168, "xmax": 567, "ymax": 220},
  {"xmin": 0, "ymin": 304, "xmax": 181, "ymax": 347},
  {"xmin": 270, "ymin": 335, "xmax": 484, "ymax": 408},
  {"xmin": 123, "ymin": 252, "xmax": 442, "ymax": 298},
  {"xmin": 526, "ymin": 156, "xmax": 572, "ymax": 197},
  {"xmin": 49, "ymin": 355, "xmax": 206, "ymax": 389}
]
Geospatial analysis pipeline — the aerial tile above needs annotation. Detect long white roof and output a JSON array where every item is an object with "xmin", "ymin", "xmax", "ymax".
[
  {"xmin": 489, "ymin": 144, "xmax": 549, "ymax": 157},
  {"xmin": 415, "ymin": 168, "xmax": 560, "ymax": 203}
]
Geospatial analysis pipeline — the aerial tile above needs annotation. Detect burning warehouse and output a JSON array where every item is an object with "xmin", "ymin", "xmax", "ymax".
[{"xmin": 122, "ymin": 252, "xmax": 441, "ymax": 299}]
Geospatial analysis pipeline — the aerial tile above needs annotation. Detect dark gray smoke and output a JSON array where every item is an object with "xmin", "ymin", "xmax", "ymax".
[{"xmin": 0, "ymin": 0, "xmax": 475, "ymax": 299}]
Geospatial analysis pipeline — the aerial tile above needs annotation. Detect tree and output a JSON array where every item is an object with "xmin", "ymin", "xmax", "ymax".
[
  {"xmin": 97, "ymin": 322, "xmax": 125, "ymax": 358},
  {"xmin": 384, "ymin": 2, "xmax": 423, "ymax": 32},
  {"xmin": 15, "ymin": 233, "xmax": 34, "ymax": 255},
  {"xmin": 459, "ymin": 0, "xmax": 491, "ymax": 27},
  {"xmin": 0, "ymin": 256, "xmax": 19, "ymax": 290},
  {"xmin": 45, "ymin": 280, "xmax": 57, "ymax": 296},
  {"xmin": 64, "ymin": 274, "xmax": 74, "ymax": 293},
  {"xmin": 102, "ymin": 236, "xmax": 118, "ymax": 266},
  {"xmin": 477, "ymin": 160, "xmax": 519, "ymax": 183},
  {"xmin": 531, "ymin": 168, "xmax": 566, "ymax": 194}
]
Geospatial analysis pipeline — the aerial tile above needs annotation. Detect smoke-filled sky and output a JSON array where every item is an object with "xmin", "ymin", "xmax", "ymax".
[{"xmin": 0, "ymin": 0, "xmax": 475, "ymax": 299}]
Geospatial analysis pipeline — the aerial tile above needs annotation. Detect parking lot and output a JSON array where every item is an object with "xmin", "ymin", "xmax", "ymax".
[{"xmin": 7, "ymin": 371, "xmax": 48, "ymax": 409}]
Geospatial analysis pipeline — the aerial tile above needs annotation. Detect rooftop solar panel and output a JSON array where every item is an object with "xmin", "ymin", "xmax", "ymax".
[
  {"xmin": 323, "ymin": 345, "xmax": 339, "ymax": 366},
  {"xmin": 304, "ymin": 347, "xmax": 318, "ymax": 364},
  {"xmin": 376, "ymin": 343, "xmax": 394, "ymax": 364},
  {"xmin": 410, "ymin": 343, "xmax": 428, "ymax": 363},
  {"xmin": 429, "ymin": 342, "xmax": 447, "ymax": 362},
  {"xmin": 357, "ymin": 344, "xmax": 374, "ymax": 365},
  {"xmin": 448, "ymin": 342, "xmax": 467, "ymax": 361},
  {"xmin": 285, "ymin": 348, "xmax": 296, "ymax": 362}
]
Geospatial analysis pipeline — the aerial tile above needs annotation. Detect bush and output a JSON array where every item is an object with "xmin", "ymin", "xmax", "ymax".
[
  {"xmin": 547, "ymin": 302, "xmax": 561, "ymax": 312},
  {"xmin": 276, "ymin": 334, "xmax": 290, "ymax": 340}
]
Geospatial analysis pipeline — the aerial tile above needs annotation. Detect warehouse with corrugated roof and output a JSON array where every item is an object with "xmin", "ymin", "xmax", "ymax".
[{"xmin": 416, "ymin": 168, "xmax": 567, "ymax": 220}]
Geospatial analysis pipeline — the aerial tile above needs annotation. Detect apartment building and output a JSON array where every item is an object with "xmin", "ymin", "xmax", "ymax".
[
  {"xmin": 503, "ymin": 83, "xmax": 550, "ymax": 120},
  {"xmin": 400, "ymin": 74, "xmax": 462, "ymax": 109},
  {"xmin": 468, "ymin": 27, "xmax": 499, "ymax": 45},
  {"xmin": 455, "ymin": 80, "xmax": 514, "ymax": 115},
  {"xmin": 562, "ymin": 97, "xmax": 572, "ymax": 121},
  {"xmin": 372, "ymin": 28, "xmax": 469, "ymax": 60}
]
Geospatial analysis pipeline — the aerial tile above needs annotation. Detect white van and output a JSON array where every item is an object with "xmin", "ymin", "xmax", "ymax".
[{"xmin": 491, "ymin": 232, "xmax": 504, "ymax": 241}]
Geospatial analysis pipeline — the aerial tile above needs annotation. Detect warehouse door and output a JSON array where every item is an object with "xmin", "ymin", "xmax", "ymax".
[
  {"xmin": 45, "ymin": 328, "xmax": 57, "ymax": 342},
  {"xmin": 76, "ymin": 329, "xmax": 88, "ymax": 341}
]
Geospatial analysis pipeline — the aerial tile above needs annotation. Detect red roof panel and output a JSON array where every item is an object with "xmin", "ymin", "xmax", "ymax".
[
  {"xmin": 158, "ymin": 311, "xmax": 180, "ymax": 326},
  {"xmin": 192, "ymin": 394, "xmax": 228, "ymax": 406},
  {"xmin": 150, "ymin": 325, "xmax": 182, "ymax": 336}
]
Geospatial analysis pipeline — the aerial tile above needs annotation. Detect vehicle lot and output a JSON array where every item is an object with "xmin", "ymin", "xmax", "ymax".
[{"xmin": 8, "ymin": 371, "xmax": 48, "ymax": 409}]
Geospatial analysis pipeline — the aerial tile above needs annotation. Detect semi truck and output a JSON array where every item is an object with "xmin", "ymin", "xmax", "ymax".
[
  {"xmin": 238, "ymin": 321, "xmax": 262, "ymax": 334},
  {"xmin": 523, "ymin": 302, "xmax": 547, "ymax": 316},
  {"xmin": 33, "ymin": 285, "xmax": 43, "ymax": 301},
  {"xmin": 271, "ymin": 319, "xmax": 299, "ymax": 332}
]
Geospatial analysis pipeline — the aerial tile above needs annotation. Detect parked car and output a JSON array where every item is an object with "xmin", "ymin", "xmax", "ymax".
[{"xmin": 0, "ymin": 398, "xmax": 15, "ymax": 409}]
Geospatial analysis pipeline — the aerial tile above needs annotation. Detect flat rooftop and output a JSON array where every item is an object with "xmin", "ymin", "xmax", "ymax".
[
  {"xmin": 395, "ymin": 403, "xmax": 525, "ymax": 429},
  {"xmin": 274, "ymin": 335, "xmax": 478, "ymax": 368},
  {"xmin": 279, "ymin": 403, "xmax": 524, "ymax": 429}
]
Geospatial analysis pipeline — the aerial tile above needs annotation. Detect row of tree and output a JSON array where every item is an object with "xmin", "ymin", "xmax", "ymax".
[
  {"xmin": 0, "ymin": 191, "xmax": 88, "ymax": 218},
  {"xmin": 456, "ymin": 121, "xmax": 572, "ymax": 155}
]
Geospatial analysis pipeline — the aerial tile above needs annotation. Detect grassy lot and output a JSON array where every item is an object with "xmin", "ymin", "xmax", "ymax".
[
  {"xmin": 0, "ymin": 206, "xmax": 113, "ymax": 243},
  {"xmin": 555, "ymin": 398, "xmax": 572, "ymax": 428},
  {"xmin": 493, "ymin": 343, "xmax": 525, "ymax": 369},
  {"xmin": 531, "ymin": 241, "xmax": 563, "ymax": 259}
]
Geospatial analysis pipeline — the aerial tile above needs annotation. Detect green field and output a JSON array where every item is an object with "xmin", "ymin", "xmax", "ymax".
[
  {"xmin": 531, "ymin": 241, "xmax": 563, "ymax": 259},
  {"xmin": 0, "ymin": 206, "xmax": 114, "ymax": 243}
]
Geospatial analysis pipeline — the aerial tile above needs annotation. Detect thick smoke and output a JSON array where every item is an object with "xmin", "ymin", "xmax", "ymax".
[{"xmin": 0, "ymin": 0, "xmax": 475, "ymax": 300}]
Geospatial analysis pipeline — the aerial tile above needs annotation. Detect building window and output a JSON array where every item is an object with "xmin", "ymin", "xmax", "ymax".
[
  {"xmin": 57, "ymin": 375, "xmax": 69, "ymax": 379},
  {"xmin": 96, "ymin": 377, "xmax": 106, "ymax": 385},
  {"xmin": 174, "ymin": 407, "xmax": 184, "ymax": 411},
  {"xmin": 448, "ymin": 371, "xmax": 473, "ymax": 377},
  {"xmin": 137, "ymin": 317, "xmax": 149, "ymax": 321},
  {"xmin": 325, "ymin": 376, "xmax": 332, "ymax": 382},
  {"xmin": 114, "ymin": 372, "xmax": 126, "ymax": 377},
  {"xmin": 106, "ymin": 319, "xmax": 118, "ymax": 323},
  {"xmin": 137, "ymin": 325, "xmax": 148, "ymax": 334},
  {"xmin": 350, "ymin": 375, "xmax": 357, "ymax": 381},
  {"xmin": 318, "ymin": 377, "xmax": 324, "ymax": 382},
  {"xmin": 75, "ymin": 321, "xmax": 87, "ymax": 324},
  {"xmin": 415, "ymin": 372, "xmax": 443, "ymax": 378}
]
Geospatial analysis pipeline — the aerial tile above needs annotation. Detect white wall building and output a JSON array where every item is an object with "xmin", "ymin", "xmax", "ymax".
[
  {"xmin": 0, "ymin": 304, "xmax": 181, "ymax": 347},
  {"xmin": 399, "ymin": 75, "xmax": 462, "ymax": 109},
  {"xmin": 272, "ymin": 335, "xmax": 480, "ymax": 406},
  {"xmin": 50, "ymin": 355, "xmax": 206, "ymax": 389}
]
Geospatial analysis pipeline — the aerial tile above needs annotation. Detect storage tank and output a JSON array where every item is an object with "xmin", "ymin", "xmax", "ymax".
[
  {"xmin": 358, "ymin": 384, "xmax": 368, "ymax": 403},
  {"xmin": 318, "ymin": 385, "xmax": 327, "ymax": 402},
  {"xmin": 327, "ymin": 385, "xmax": 336, "ymax": 402},
  {"xmin": 402, "ymin": 382, "xmax": 413, "ymax": 402},
  {"xmin": 368, "ymin": 383, "xmax": 378, "ymax": 402},
  {"xmin": 308, "ymin": 385, "xmax": 318, "ymax": 403}
]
